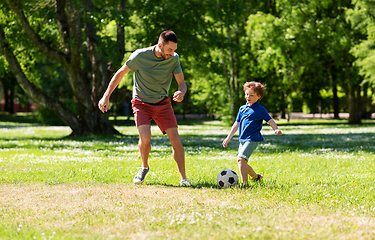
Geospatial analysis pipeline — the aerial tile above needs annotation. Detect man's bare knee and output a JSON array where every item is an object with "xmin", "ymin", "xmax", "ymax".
[
  {"xmin": 165, "ymin": 128, "xmax": 182, "ymax": 144},
  {"xmin": 138, "ymin": 125, "xmax": 151, "ymax": 144}
]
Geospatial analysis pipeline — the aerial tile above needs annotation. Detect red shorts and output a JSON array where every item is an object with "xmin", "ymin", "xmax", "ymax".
[{"xmin": 131, "ymin": 97, "xmax": 178, "ymax": 134}]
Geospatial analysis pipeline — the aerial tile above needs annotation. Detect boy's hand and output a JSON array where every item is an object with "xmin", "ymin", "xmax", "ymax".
[
  {"xmin": 222, "ymin": 138, "xmax": 230, "ymax": 147},
  {"xmin": 274, "ymin": 129, "xmax": 282, "ymax": 135}
]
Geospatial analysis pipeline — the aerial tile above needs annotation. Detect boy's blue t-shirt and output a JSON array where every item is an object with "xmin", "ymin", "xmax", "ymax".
[{"xmin": 236, "ymin": 102, "xmax": 272, "ymax": 142}]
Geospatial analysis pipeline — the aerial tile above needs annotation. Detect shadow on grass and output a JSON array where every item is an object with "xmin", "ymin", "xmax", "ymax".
[
  {"xmin": 143, "ymin": 179, "xmax": 294, "ymax": 191},
  {"xmin": 0, "ymin": 112, "xmax": 41, "ymax": 124},
  {"xmin": 181, "ymin": 132, "xmax": 375, "ymax": 154},
  {"xmin": 276, "ymin": 120, "xmax": 375, "ymax": 127},
  {"xmin": 110, "ymin": 117, "xmax": 219, "ymax": 127},
  {"xmin": 1, "ymin": 114, "xmax": 374, "ymax": 154},
  {"xmin": 145, "ymin": 181, "xmax": 221, "ymax": 189},
  {"xmin": 1, "ymin": 131, "xmax": 374, "ymax": 154}
]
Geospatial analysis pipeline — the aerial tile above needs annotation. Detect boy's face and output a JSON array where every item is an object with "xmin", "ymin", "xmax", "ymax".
[{"xmin": 244, "ymin": 88, "xmax": 261, "ymax": 105}]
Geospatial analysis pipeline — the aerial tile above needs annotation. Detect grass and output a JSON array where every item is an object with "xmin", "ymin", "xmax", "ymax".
[{"xmin": 0, "ymin": 114, "xmax": 375, "ymax": 239}]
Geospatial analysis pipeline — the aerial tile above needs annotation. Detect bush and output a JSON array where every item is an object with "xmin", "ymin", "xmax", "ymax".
[
  {"xmin": 35, "ymin": 98, "xmax": 77, "ymax": 126},
  {"xmin": 35, "ymin": 105, "xmax": 66, "ymax": 126}
]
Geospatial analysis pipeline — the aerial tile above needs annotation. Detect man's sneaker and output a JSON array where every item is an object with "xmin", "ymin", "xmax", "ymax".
[
  {"xmin": 180, "ymin": 179, "xmax": 191, "ymax": 187},
  {"xmin": 133, "ymin": 167, "xmax": 149, "ymax": 184},
  {"xmin": 252, "ymin": 174, "xmax": 262, "ymax": 181}
]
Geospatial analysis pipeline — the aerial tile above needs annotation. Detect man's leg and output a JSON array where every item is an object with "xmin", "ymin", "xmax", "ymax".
[
  {"xmin": 165, "ymin": 127, "xmax": 186, "ymax": 180},
  {"xmin": 133, "ymin": 125, "xmax": 152, "ymax": 184},
  {"xmin": 137, "ymin": 125, "xmax": 151, "ymax": 168}
]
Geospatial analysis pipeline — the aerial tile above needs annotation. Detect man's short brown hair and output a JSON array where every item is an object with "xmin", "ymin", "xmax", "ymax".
[{"xmin": 158, "ymin": 30, "xmax": 178, "ymax": 44}]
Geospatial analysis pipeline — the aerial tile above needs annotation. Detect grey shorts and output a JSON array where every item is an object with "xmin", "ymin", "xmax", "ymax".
[{"xmin": 238, "ymin": 141, "xmax": 260, "ymax": 160}]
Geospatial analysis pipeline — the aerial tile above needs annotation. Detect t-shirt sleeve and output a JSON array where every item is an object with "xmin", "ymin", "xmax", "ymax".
[
  {"xmin": 173, "ymin": 55, "xmax": 183, "ymax": 74},
  {"xmin": 236, "ymin": 107, "xmax": 242, "ymax": 122},
  {"xmin": 125, "ymin": 51, "xmax": 139, "ymax": 71},
  {"xmin": 259, "ymin": 106, "xmax": 272, "ymax": 122}
]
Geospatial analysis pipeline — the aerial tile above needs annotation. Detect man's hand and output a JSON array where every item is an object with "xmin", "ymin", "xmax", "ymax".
[
  {"xmin": 173, "ymin": 90, "xmax": 184, "ymax": 102},
  {"xmin": 98, "ymin": 97, "xmax": 109, "ymax": 113}
]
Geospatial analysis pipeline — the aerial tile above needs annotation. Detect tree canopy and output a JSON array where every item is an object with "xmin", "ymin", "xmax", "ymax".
[{"xmin": 0, "ymin": 0, "xmax": 374, "ymax": 136}]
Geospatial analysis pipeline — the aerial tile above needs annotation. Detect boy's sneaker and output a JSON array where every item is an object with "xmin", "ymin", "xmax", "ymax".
[
  {"xmin": 180, "ymin": 179, "xmax": 191, "ymax": 187},
  {"xmin": 133, "ymin": 167, "xmax": 149, "ymax": 184},
  {"xmin": 252, "ymin": 174, "xmax": 262, "ymax": 181}
]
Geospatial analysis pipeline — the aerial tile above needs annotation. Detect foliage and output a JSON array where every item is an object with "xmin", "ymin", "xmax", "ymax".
[
  {"xmin": 1, "ymin": 0, "xmax": 374, "ymax": 132},
  {"xmin": 0, "ymin": 56, "xmax": 30, "ymax": 113},
  {"xmin": 35, "ymin": 98, "xmax": 78, "ymax": 126},
  {"xmin": 348, "ymin": 0, "xmax": 375, "ymax": 94}
]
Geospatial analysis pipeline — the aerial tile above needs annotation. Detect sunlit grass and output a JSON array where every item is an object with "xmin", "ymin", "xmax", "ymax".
[{"xmin": 0, "ymin": 117, "xmax": 374, "ymax": 239}]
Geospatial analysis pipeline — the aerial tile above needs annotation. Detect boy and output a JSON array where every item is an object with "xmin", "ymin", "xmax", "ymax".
[{"xmin": 222, "ymin": 81, "xmax": 282, "ymax": 184}]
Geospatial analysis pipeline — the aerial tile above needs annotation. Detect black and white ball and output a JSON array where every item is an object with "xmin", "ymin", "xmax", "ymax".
[{"xmin": 217, "ymin": 169, "xmax": 239, "ymax": 188}]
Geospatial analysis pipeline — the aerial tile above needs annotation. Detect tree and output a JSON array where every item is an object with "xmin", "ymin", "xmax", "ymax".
[
  {"xmin": 197, "ymin": 0, "xmax": 278, "ymax": 122},
  {"xmin": 0, "ymin": 59, "xmax": 16, "ymax": 113},
  {"xmin": 242, "ymin": 0, "xmax": 368, "ymax": 123},
  {"xmin": 348, "ymin": 0, "xmax": 375, "ymax": 118},
  {"xmin": 115, "ymin": 0, "xmax": 220, "ymax": 120},
  {"xmin": 0, "ymin": 0, "xmax": 128, "ymax": 136}
]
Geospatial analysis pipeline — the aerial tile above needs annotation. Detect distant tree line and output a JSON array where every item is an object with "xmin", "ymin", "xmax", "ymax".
[{"xmin": 0, "ymin": 0, "xmax": 374, "ymax": 135}]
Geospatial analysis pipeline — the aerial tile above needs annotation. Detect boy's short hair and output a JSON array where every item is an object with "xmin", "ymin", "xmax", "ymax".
[
  {"xmin": 158, "ymin": 30, "xmax": 178, "ymax": 44},
  {"xmin": 243, "ymin": 81, "xmax": 266, "ymax": 99}
]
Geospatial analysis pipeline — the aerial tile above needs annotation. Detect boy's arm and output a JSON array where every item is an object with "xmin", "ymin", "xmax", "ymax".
[
  {"xmin": 223, "ymin": 121, "xmax": 239, "ymax": 147},
  {"xmin": 173, "ymin": 72, "xmax": 187, "ymax": 102},
  {"xmin": 267, "ymin": 119, "xmax": 282, "ymax": 135},
  {"xmin": 98, "ymin": 64, "xmax": 131, "ymax": 113}
]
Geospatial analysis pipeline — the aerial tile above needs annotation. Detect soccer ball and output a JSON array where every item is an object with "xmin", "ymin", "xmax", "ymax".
[{"xmin": 217, "ymin": 169, "xmax": 239, "ymax": 188}]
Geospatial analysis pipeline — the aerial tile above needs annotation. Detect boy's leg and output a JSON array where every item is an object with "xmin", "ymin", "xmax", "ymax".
[
  {"xmin": 246, "ymin": 164, "xmax": 257, "ymax": 179},
  {"xmin": 238, "ymin": 141, "xmax": 260, "ymax": 183},
  {"xmin": 165, "ymin": 127, "xmax": 186, "ymax": 180},
  {"xmin": 237, "ymin": 157, "xmax": 249, "ymax": 184}
]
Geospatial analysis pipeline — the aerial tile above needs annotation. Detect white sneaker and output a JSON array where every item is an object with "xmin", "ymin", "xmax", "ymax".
[
  {"xmin": 180, "ymin": 179, "xmax": 191, "ymax": 187},
  {"xmin": 133, "ymin": 167, "xmax": 149, "ymax": 184}
]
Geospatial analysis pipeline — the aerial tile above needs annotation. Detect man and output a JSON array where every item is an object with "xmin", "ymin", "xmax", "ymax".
[{"xmin": 98, "ymin": 30, "xmax": 191, "ymax": 186}]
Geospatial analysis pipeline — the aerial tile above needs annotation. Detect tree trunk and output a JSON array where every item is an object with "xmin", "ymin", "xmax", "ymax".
[
  {"xmin": 220, "ymin": 23, "xmax": 234, "ymax": 122},
  {"xmin": 227, "ymin": 26, "xmax": 237, "ymax": 121},
  {"xmin": 361, "ymin": 82, "xmax": 370, "ymax": 118},
  {"xmin": 2, "ymin": 0, "xmax": 120, "ymax": 136},
  {"xmin": 332, "ymin": 83, "xmax": 340, "ymax": 119},
  {"xmin": 117, "ymin": 0, "xmax": 127, "ymax": 65},
  {"xmin": 0, "ymin": 77, "xmax": 15, "ymax": 114},
  {"xmin": 347, "ymin": 83, "xmax": 362, "ymax": 124}
]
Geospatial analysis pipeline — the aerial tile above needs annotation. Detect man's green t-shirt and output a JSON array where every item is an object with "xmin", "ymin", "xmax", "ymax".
[{"xmin": 125, "ymin": 45, "xmax": 183, "ymax": 104}]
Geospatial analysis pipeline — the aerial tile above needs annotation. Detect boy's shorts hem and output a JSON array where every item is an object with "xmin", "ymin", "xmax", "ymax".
[{"xmin": 237, "ymin": 141, "xmax": 260, "ymax": 160}]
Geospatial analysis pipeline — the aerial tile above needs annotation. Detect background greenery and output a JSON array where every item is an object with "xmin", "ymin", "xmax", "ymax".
[{"xmin": 1, "ymin": 0, "xmax": 375, "ymax": 135}]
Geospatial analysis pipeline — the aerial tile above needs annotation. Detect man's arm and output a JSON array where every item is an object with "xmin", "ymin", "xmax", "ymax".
[
  {"xmin": 98, "ymin": 64, "xmax": 131, "ymax": 113},
  {"xmin": 172, "ymin": 72, "xmax": 187, "ymax": 102}
]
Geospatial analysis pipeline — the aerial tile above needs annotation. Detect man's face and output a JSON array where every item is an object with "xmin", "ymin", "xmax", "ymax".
[{"xmin": 160, "ymin": 41, "xmax": 177, "ymax": 60}]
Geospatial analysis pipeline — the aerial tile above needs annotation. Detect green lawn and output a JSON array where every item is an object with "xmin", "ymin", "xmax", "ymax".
[{"xmin": 0, "ymin": 115, "xmax": 374, "ymax": 239}]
